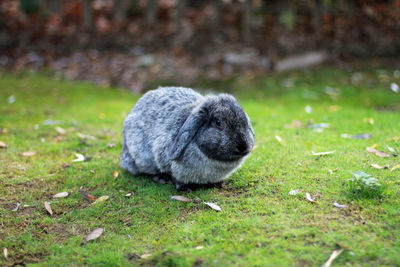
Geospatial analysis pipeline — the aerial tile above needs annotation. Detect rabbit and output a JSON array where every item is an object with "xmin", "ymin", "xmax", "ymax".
[{"xmin": 120, "ymin": 86, "xmax": 255, "ymax": 190}]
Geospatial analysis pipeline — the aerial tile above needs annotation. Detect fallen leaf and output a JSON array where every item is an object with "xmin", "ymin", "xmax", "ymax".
[
  {"xmin": 311, "ymin": 150, "xmax": 335, "ymax": 156},
  {"xmin": 333, "ymin": 202, "xmax": 348, "ymax": 209},
  {"xmin": 107, "ymin": 142, "xmax": 116, "ymax": 148},
  {"xmin": 171, "ymin": 195, "xmax": 191, "ymax": 202},
  {"xmin": 21, "ymin": 151, "xmax": 36, "ymax": 157},
  {"xmin": 289, "ymin": 189, "xmax": 301, "ymax": 195},
  {"xmin": 305, "ymin": 192, "xmax": 315, "ymax": 202},
  {"xmin": 328, "ymin": 168, "xmax": 338, "ymax": 174},
  {"xmin": 308, "ymin": 123, "xmax": 330, "ymax": 129},
  {"xmin": 285, "ymin": 120, "xmax": 303, "ymax": 129},
  {"xmin": 322, "ymin": 249, "xmax": 343, "ymax": 267},
  {"xmin": 387, "ymin": 146, "xmax": 395, "ymax": 152},
  {"xmin": 53, "ymin": 135, "xmax": 63, "ymax": 143},
  {"xmin": 371, "ymin": 164, "xmax": 389, "ymax": 170},
  {"xmin": 81, "ymin": 228, "xmax": 104, "ymax": 246},
  {"xmin": 72, "ymin": 153, "xmax": 85, "ymax": 162},
  {"xmin": 141, "ymin": 253, "xmax": 152, "ymax": 259},
  {"xmin": 43, "ymin": 119, "xmax": 61, "ymax": 125},
  {"xmin": 44, "ymin": 202, "xmax": 53, "ymax": 215},
  {"xmin": 375, "ymin": 151, "xmax": 391, "ymax": 157},
  {"xmin": 55, "ymin": 126, "xmax": 66, "ymax": 134},
  {"xmin": 8, "ymin": 95, "xmax": 15, "ymax": 104},
  {"xmin": 125, "ymin": 193, "xmax": 132, "ymax": 197},
  {"xmin": 12, "ymin": 202, "xmax": 21, "ymax": 211},
  {"xmin": 53, "ymin": 192, "xmax": 69, "ymax": 198},
  {"xmin": 3, "ymin": 248, "xmax": 8, "ymax": 261},
  {"xmin": 340, "ymin": 133, "xmax": 350, "ymax": 138},
  {"xmin": 391, "ymin": 164, "xmax": 400, "ymax": 171},
  {"xmin": 113, "ymin": 171, "xmax": 119, "ymax": 179},
  {"xmin": 80, "ymin": 187, "xmax": 97, "ymax": 201},
  {"xmin": 203, "ymin": 202, "xmax": 222, "ymax": 211},
  {"xmin": 363, "ymin": 117, "xmax": 374, "ymax": 125},
  {"xmin": 0, "ymin": 141, "xmax": 8, "ymax": 148},
  {"xmin": 351, "ymin": 134, "xmax": 372, "ymax": 139},
  {"xmin": 370, "ymin": 144, "xmax": 379, "ymax": 149},
  {"xmin": 391, "ymin": 82, "xmax": 399, "ymax": 93},
  {"xmin": 78, "ymin": 133, "xmax": 97, "ymax": 140},
  {"xmin": 91, "ymin": 196, "xmax": 109, "ymax": 205},
  {"xmin": 328, "ymin": 105, "xmax": 340, "ymax": 112},
  {"xmin": 366, "ymin": 147, "xmax": 391, "ymax": 157},
  {"xmin": 275, "ymin": 135, "xmax": 282, "ymax": 143}
]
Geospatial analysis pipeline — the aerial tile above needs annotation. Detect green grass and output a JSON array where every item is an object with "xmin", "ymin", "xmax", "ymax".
[{"xmin": 1, "ymin": 62, "xmax": 400, "ymax": 266}]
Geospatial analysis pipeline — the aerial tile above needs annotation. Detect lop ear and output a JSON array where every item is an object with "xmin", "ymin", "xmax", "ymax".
[{"xmin": 169, "ymin": 108, "xmax": 208, "ymax": 160}]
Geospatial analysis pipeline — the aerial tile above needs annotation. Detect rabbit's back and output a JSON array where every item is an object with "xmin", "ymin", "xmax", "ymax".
[{"xmin": 122, "ymin": 87, "xmax": 202, "ymax": 174}]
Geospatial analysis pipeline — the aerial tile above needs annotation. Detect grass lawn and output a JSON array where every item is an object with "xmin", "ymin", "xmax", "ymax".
[{"xmin": 1, "ymin": 62, "xmax": 400, "ymax": 266}]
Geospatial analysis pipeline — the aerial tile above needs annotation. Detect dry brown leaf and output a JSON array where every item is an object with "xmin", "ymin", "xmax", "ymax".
[
  {"xmin": 72, "ymin": 153, "xmax": 85, "ymax": 162},
  {"xmin": 284, "ymin": 120, "xmax": 303, "ymax": 129},
  {"xmin": 333, "ymin": 202, "xmax": 348, "ymax": 209},
  {"xmin": 21, "ymin": 151, "xmax": 36, "ymax": 157},
  {"xmin": 322, "ymin": 249, "xmax": 343, "ymax": 267},
  {"xmin": 363, "ymin": 117, "xmax": 374, "ymax": 125},
  {"xmin": 171, "ymin": 195, "xmax": 191, "ymax": 202},
  {"xmin": 328, "ymin": 105, "xmax": 340, "ymax": 112},
  {"xmin": 80, "ymin": 188, "xmax": 97, "ymax": 201},
  {"xmin": 375, "ymin": 151, "xmax": 392, "ymax": 157},
  {"xmin": 328, "ymin": 168, "xmax": 339, "ymax": 174},
  {"xmin": 78, "ymin": 133, "xmax": 97, "ymax": 140},
  {"xmin": 91, "ymin": 196, "xmax": 109, "ymax": 205},
  {"xmin": 3, "ymin": 248, "xmax": 8, "ymax": 261},
  {"xmin": 391, "ymin": 164, "xmax": 400, "ymax": 171},
  {"xmin": 81, "ymin": 228, "xmax": 104, "ymax": 246},
  {"xmin": 12, "ymin": 202, "xmax": 21, "ymax": 211},
  {"xmin": 305, "ymin": 192, "xmax": 315, "ymax": 203},
  {"xmin": 289, "ymin": 189, "xmax": 301, "ymax": 195},
  {"xmin": 311, "ymin": 150, "xmax": 335, "ymax": 156},
  {"xmin": 386, "ymin": 146, "xmax": 396, "ymax": 153},
  {"xmin": 53, "ymin": 192, "xmax": 69, "ymax": 198},
  {"xmin": 203, "ymin": 202, "xmax": 222, "ymax": 211},
  {"xmin": 55, "ymin": 126, "xmax": 66, "ymax": 134},
  {"xmin": 141, "ymin": 253, "xmax": 152, "ymax": 259},
  {"xmin": 371, "ymin": 164, "xmax": 389, "ymax": 170},
  {"xmin": 113, "ymin": 171, "xmax": 119, "ymax": 179},
  {"xmin": 53, "ymin": 135, "xmax": 63, "ymax": 143},
  {"xmin": 0, "ymin": 141, "xmax": 8, "ymax": 148},
  {"xmin": 366, "ymin": 147, "xmax": 391, "ymax": 157},
  {"xmin": 44, "ymin": 202, "xmax": 53, "ymax": 215}
]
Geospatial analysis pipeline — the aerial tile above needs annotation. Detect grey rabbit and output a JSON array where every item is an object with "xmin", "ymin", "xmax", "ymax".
[{"xmin": 120, "ymin": 86, "xmax": 255, "ymax": 190}]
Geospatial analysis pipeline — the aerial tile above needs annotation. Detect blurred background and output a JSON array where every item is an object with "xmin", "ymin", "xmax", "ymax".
[{"xmin": 0, "ymin": 0, "xmax": 399, "ymax": 92}]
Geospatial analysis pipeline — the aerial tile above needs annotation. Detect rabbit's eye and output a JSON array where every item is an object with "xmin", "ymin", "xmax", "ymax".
[{"xmin": 215, "ymin": 118, "xmax": 222, "ymax": 127}]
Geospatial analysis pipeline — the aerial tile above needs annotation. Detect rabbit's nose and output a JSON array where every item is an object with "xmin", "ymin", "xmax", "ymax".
[{"xmin": 236, "ymin": 141, "xmax": 249, "ymax": 155}]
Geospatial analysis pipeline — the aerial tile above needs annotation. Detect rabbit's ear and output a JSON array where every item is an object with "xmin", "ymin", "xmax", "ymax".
[{"xmin": 169, "ymin": 108, "xmax": 207, "ymax": 160}]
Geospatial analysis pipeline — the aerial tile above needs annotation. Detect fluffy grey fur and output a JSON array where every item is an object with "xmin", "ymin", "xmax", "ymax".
[{"xmin": 121, "ymin": 87, "xmax": 255, "ymax": 189}]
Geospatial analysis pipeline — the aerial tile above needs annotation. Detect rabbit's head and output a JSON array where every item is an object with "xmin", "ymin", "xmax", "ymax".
[{"xmin": 170, "ymin": 94, "xmax": 255, "ymax": 162}]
